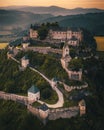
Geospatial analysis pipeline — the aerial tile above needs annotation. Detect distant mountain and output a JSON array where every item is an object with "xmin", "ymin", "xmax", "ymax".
[
  {"xmin": 59, "ymin": 13, "xmax": 104, "ymax": 35},
  {"xmin": 0, "ymin": 8, "xmax": 104, "ymax": 35},
  {"xmin": 0, "ymin": 9, "xmax": 53, "ymax": 30},
  {"xmin": 43, "ymin": 12, "xmax": 104, "ymax": 35},
  {"xmin": 0, "ymin": 5, "xmax": 104, "ymax": 16}
]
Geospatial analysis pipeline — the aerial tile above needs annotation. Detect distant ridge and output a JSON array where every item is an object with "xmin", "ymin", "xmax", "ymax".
[
  {"xmin": 0, "ymin": 7, "xmax": 104, "ymax": 35},
  {"xmin": 0, "ymin": 9, "xmax": 53, "ymax": 30},
  {"xmin": 43, "ymin": 12, "xmax": 104, "ymax": 35},
  {"xmin": 0, "ymin": 5, "xmax": 104, "ymax": 16}
]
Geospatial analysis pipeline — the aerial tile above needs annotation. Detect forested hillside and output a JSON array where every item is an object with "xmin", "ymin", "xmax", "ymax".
[
  {"xmin": 44, "ymin": 13, "xmax": 104, "ymax": 35},
  {"xmin": 0, "ymin": 49, "xmax": 104, "ymax": 130}
]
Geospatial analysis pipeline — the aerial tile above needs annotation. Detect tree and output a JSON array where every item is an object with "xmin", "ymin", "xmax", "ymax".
[
  {"xmin": 68, "ymin": 58, "xmax": 83, "ymax": 71},
  {"xmin": 70, "ymin": 48, "xmax": 76, "ymax": 58},
  {"xmin": 41, "ymin": 88, "xmax": 52, "ymax": 99},
  {"xmin": 38, "ymin": 26, "xmax": 48, "ymax": 40},
  {"xmin": 30, "ymin": 24, "xmax": 33, "ymax": 29},
  {"xmin": 82, "ymin": 28, "xmax": 97, "ymax": 50},
  {"xmin": 51, "ymin": 22, "xmax": 59, "ymax": 28}
]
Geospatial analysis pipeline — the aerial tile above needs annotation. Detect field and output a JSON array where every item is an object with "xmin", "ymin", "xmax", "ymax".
[
  {"xmin": 0, "ymin": 43, "xmax": 9, "ymax": 49},
  {"xmin": 0, "ymin": 31, "xmax": 12, "ymax": 35},
  {"xmin": 94, "ymin": 37, "xmax": 104, "ymax": 51}
]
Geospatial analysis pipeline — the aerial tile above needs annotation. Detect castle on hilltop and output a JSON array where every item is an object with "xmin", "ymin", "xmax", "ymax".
[
  {"xmin": 29, "ymin": 25, "xmax": 83, "ymax": 46},
  {"xmin": 48, "ymin": 27, "xmax": 82, "ymax": 42}
]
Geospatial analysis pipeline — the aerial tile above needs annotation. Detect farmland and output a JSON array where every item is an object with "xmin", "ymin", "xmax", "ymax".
[
  {"xmin": 94, "ymin": 36, "xmax": 104, "ymax": 51},
  {"xmin": 0, "ymin": 43, "xmax": 9, "ymax": 49}
]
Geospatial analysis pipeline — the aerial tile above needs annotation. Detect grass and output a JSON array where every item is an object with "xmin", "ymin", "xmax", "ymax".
[
  {"xmin": 63, "ymin": 100, "xmax": 77, "ymax": 108},
  {"xmin": 32, "ymin": 102, "xmax": 41, "ymax": 107},
  {"xmin": 65, "ymin": 80, "xmax": 85, "ymax": 86},
  {"xmin": 63, "ymin": 88, "xmax": 89, "ymax": 108},
  {"xmin": 63, "ymin": 92, "xmax": 78, "ymax": 108},
  {"xmin": 41, "ymin": 91, "xmax": 58, "ymax": 104},
  {"xmin": 18, "ymin": 93, "xmax": 27, "ymax": 96},
  {"xmin": 0, "ymin": 43, "xmax": 8, "ymax": 49},
  {"xmin": 0, "ymin": 31, "xmax": 12, "ymax": 35},
  {"xmin": 94, "ymin": 36, "xmax": 104, "ymax": 51}
]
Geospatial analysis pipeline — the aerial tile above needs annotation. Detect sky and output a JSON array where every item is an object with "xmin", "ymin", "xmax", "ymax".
[{"xmin": 0, "ymin": 0, "xmax": 104, "ymax": 9}]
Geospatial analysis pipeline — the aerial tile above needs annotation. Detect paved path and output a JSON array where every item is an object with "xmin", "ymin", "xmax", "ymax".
[
  {"xmin": 38, "ymin": 86, "xmax": 64, "ymax": 108},
  {"xmin": 29, "ymin": 67, "xmax": 51, "ymax": 84},
  {"xmin": 11, "ymin": 57, "xmax": 20, "ymax": 64},
  {"xmin": 29, "ymin": 66, "xmax": 64, "ymax": 108},
  {"xmin": 10, "ymin": 57, "xmax": 64, "ymax": 109}
]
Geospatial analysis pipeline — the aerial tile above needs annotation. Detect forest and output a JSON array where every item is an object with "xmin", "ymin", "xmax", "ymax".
[{"xmin": 0, "ymin": 48, "xmax": 104, "ymax": 130}]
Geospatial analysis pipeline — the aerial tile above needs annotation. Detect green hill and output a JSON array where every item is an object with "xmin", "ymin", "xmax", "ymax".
[
  {"xmin": 0, "ymin": 9, "xmax": 104, "ymax": 35},
  {"xmin": 0, "ymin": 9, "xmax": 52, "ymax": 30},
  {"xmin": 44, "ymin": 12, "xmax": 104, "ymax": 35},
  {"xmin": 0, "ymin": 49, "xmax": 104, "ymax": 130}
]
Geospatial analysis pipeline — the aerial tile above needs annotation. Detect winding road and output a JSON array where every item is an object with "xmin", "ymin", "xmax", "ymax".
[
  {"xmin": 11, "ymin": 57, "xmax": 64, "ymax": 108},
  {"xmin": 29, "ymin": 66, "xmax": 64, "ymax": 108}
]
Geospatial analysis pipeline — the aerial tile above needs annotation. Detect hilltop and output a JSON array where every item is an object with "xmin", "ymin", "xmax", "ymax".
[
  {"xmin": 44, "ymin": 12, "xmax": 104, "ymax": 35},
  {"xmin": 0, "ymin": 9, "xmax": 52, "ymax": 30},
  {"xmin": 0, "ymin": 5, "xmax": 104, "ymax": 16}
]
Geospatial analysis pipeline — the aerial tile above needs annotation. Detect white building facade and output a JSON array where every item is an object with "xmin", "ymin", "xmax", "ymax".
[
  {"xmin": 39, "ymin": 104, "xmax": 49, "ymax": 119},
  {"xmin": 30, "ymin": 27, "xmax": 82, "ymax": 43},
  {"xmin": 22, "ymin": 42, "xmax": 30, "ymax": 49},
  {"xmin": 28, "ymin": 85, "xmax": 40, "ymax": 102},
  {"xmin": 30, "ymin": 29, "xmax": 38, "ymax": 39},
  {"xmin": 49, "ymin": 28, "xmax": 82, "ymax": 42},
  {"xmin": 21, "ymin": 56, "xmax": 29, "ymax": 68}
]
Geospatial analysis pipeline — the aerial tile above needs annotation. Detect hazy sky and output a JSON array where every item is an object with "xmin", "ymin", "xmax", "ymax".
[{"xmin": 0, "ymin": 0, "xmax": 104, "ymax": 9}]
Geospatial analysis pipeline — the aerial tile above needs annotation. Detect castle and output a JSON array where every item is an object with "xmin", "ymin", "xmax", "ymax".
[
  {"xmin": 49, "ymin": 27, "xmax": 82, "ymax": 42},
  {"xmin": 29, "ymin": 26, "xmax": 82, "ymax": 46},
  {"xmin": 61, "ymin": 42, "xmax": 82, "ymax": 81},
  {"xmin": 28, "ymin": 85, "xmax": 40, "ymax": 103},
  {"xmin": 30, "ymin": 25, "xmax": 40, "ymax": 39}
]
